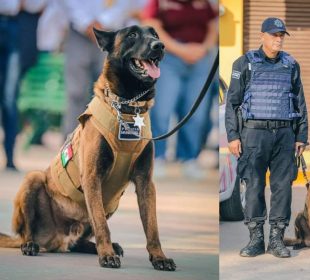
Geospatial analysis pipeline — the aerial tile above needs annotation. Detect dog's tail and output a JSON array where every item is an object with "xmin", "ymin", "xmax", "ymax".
[
  {"xmin": 0, "ymin": 233, "xmax": 21, "ymax": 248},
  {"xmin": 0, "ymin": 171, "xmax": 47, "ymax": 249}
]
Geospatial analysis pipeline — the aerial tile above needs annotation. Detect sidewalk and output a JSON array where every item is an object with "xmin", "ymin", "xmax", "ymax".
[
  {"xmin": 0, "ymin": 131, "xmax": 219, "ymax": 280},
  {"xmin": 220, "ymin": 186, "xmax": 310, "ymax": 280}
]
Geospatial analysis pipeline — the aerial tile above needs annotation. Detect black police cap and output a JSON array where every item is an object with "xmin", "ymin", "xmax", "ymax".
[{"xmin": 261, "ymin": 17, "xmax": 290, "ymax": 36}]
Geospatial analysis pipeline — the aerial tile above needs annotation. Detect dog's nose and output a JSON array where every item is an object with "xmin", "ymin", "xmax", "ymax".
[{"xmin": 151, "ymin": 41, "xmax": 165, "ymax": 51}]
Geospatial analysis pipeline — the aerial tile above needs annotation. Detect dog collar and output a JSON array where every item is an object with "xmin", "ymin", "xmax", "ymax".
[
  {"xmin": 103, "ymin": 82, "xmax": 152, "ymax": 134},
  {"xmin": 104, "ymin": 82, "xmax": 150, "ymax": 108},
  {"xmin": 110, "ymin": 100, "xmax": 145, "ymax": 132}
]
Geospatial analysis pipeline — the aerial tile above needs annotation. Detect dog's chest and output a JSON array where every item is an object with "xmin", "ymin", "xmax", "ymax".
[
  {"xmin": 100, "ymin": 152, "xmax": 133, "ymax": 217},
  {"xmin": 51, "ymin": 97, "xmax": 151, "ymax": 211}
]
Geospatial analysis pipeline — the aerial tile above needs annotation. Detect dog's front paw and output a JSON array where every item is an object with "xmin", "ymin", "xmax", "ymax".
[
  {"xmin": 150, "ymin": 256, "xmax": 176, "ymax": 271},
  {"xmin": 21, "ymin": 241, "xmax": 40, "ymax": 256},
  {"xmin": 99, "ymin": 255, "xmax": 121, "ymax": 268}
]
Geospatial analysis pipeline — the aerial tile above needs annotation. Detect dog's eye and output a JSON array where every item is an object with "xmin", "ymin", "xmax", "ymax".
[
  {"xmin": 153, "ymin": 33, "xmax": 159, "ymax": 39},
  {"xmin": 128, "ymin": 32, "xmax": 138, "ymax": 39}
]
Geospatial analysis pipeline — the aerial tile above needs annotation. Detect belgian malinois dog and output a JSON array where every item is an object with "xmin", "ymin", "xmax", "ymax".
[
  {"xmin": 284, "ymin": 188, "xmax": 310, "ymax": 250},
  {"xmin": 0, "ymin": 25, "xmax": 176, "ymax": 271}
]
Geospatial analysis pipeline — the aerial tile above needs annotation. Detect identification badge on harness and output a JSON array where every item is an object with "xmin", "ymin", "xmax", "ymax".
[
  {"xmin": 61, "ymin": 143, "xmax": 73, "ymax": 167},
  {"xmin": 118, "ymin": 122, "xmax": 141, "ymax": 141}
]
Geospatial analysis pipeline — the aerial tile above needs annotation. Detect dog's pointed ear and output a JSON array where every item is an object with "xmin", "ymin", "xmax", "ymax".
[{"xmin": 93, "ymin": 28, "xmax": 115, "ymax": 52}]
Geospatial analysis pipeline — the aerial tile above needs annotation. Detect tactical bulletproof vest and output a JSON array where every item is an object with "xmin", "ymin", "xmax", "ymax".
[
  {"xmin": 241, "ymin": 50, "xmax": 301, "ymax": 121},
  {"xmin": 50, "ymin": 96, "xmax": 152, "ymax": 216}
]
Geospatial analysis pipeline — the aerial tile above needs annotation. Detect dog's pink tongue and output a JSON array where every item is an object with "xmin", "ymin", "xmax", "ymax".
[{"xmin": 141, "ymin": 61, "xmax": 160, "ymax": 79}]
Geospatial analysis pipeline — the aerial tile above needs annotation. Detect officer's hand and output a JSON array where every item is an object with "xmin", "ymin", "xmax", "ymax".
[
  {"xmin": 174, "ymin": 43, "xmax": 206, "ymax": 64},
  {"xmin": 228, "ymin": 139, "xmax": 242, "ymax": 158},
  {"xmin": 296, "ymin": 142, "xmax": 306, "ymax": 157}
]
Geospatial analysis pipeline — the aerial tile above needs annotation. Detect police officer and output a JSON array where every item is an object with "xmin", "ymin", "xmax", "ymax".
[{"xmin": 225, "ymin": 17, "xmax": 308, "ymax": 258}]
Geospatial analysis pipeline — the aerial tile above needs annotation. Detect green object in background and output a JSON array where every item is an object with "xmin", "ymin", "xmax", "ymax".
[
  {"xmin": 18, "ymin": 52, "xmax": 65, "ymax": 148},
  {"xmin": 19, "ymin": 51, "xmax": 65, "ymax": 113}
]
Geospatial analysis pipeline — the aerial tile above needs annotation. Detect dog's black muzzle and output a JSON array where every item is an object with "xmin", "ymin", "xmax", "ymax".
[
  {"xmin": 151, "ymin": 41, "xmax": 165, "ymax": 51},
  {"xmin": 149, "ymin": 40, "xmax": 165, "ymax": 62}
]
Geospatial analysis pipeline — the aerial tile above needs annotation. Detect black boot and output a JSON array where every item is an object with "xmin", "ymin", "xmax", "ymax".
[
  {"xmin": 266, "ymin": 223, "xmax": 290, "ymax": 258},
  {"xmin": 240, "ymin": 222, "xmax": 265, "ymax": 257}
]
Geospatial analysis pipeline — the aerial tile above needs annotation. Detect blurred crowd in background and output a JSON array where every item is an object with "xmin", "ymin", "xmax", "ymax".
[{"xmin": 0, "ymin": 0, "xmax": 218, "ymax": 180}]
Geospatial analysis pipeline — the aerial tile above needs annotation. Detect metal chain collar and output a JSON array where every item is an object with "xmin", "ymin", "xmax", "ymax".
[
  {"xmin": 105, "ymin": 82, "xmax": 150, "ymax": 105},
  {"xmin": 106, "ymin": 83, "xmax": 149, "ymax": 131}
]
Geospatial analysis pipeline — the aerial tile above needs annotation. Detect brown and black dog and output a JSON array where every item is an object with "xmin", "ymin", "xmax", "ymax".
[
  {"xmin": 284, "ymin": 189, "xmax": 310, "ymax": 250},
  {"xmin": 0, "ymin": 25, "xmax": 176, "ymax": 271}
]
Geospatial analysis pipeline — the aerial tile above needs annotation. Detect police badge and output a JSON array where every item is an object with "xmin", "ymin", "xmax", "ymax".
[{"xmin": 274, "ymin": 19, "xmax": 283, "ymax": 27}]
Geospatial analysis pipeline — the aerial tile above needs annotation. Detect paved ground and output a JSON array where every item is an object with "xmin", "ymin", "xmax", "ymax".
[
  {"xmin": 0, "ymin": 132, "xmax": 218, "ymax": 280},
  {"xmin": 220, "ymin": 186, "xmax": 310, "ymax": 280}
]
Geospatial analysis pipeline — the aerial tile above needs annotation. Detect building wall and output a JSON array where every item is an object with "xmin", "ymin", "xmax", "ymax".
[{"xmin": 219, "ymin": 0, "xmax": 243, "ymax": 85}]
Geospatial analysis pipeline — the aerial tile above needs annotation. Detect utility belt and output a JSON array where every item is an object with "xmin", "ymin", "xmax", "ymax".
[{"xmin": 243, "ymin": 120, "xmax": 292, "ymax": 129}]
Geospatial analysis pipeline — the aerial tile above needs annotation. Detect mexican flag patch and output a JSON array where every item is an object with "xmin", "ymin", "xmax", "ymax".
[{"xmin": 61, "ymin": 144, "xmax": 73, "ymax": 167}]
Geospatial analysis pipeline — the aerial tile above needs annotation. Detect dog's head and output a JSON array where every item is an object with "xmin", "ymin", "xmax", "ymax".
[{"xmin": 93, "ymin": 25, "xmax": 165, "ymax": 99}]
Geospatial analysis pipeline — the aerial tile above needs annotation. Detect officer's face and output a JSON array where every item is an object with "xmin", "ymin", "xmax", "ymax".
[{"xmin": 261, "ymin": 32, "xmax": 285, "ymax": 54}]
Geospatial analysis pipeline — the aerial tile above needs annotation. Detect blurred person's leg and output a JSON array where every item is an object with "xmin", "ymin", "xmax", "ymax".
[
  {"xmin": 17, "ymin": 11, "xmax": 41, "ymax": 145},
  {"xmin": 2, "ymin": 51, "xmax": 20, "ymax": 169},
  {"xmin": 176, "ymin": 53, "xmax": 212, "ymax": 160},
  {"xmin": 151, "ymin": 53, "xmax": 185, "ymax": 159},
  {"xmin": 176, "ymin": 53, "xmax": 213, "ymax": 179},
  {"xmin": 200, "ymin": 79, "xmax": 219, "ymax": 169},
  {"xmin": 17, "ymin": 11, "xmax": 40, "ymax": 76},
  {"xmin": 62, "ymin": 28, "xmax": 103, "ymax": 137},
  {"xmin": 0, "ymin": 16, "xmax": 20, "ymax": 170},
  {"xmin": 201, "ymin": 71, "xmax": 218, "ymax": 147}
]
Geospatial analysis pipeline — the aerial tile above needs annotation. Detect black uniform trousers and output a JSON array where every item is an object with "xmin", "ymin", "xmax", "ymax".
[{"xmin": 237, "ymin": 126, "xmax": 298, "ymax": 225}]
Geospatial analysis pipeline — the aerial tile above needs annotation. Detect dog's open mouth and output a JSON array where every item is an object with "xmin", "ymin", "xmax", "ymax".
[{"xmin": 130, "ymin": 58, "xmax": 161, "ymax": 79}]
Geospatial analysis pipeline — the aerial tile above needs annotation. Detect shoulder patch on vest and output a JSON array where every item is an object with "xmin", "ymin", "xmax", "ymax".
[{"xmin": 232, "ymin": 70, "xmax": 241, "ymax": 79}]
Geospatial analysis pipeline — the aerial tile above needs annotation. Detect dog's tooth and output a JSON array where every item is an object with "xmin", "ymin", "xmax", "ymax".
[
  {"xmin": 138, "ymin": 60, "xmax": 144, "ymax": 69},
  {"xmin": 134, "ymin": 59, "xmax": 140, "ymax": 67},
  {"xmin": 135, "ymin": 59, "xmax": 145, "ymax": 70}
]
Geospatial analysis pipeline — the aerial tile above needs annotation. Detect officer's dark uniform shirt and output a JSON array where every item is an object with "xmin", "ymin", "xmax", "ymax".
[{"xmin": 225, "ymin": 47, "xmax": 308, "ymax": 143}]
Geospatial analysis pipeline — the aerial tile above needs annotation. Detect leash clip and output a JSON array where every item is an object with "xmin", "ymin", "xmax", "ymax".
[
  {"xmin": 111, "ymin": 101, "xmax": 131, "ymax": 130},
  {"xmin": 111, "ymin": 101, "xmax": 122, "ymax": 121},
  {"xmin": 134, "ymin": 106, "xmax": 141, "ymax": 115}
]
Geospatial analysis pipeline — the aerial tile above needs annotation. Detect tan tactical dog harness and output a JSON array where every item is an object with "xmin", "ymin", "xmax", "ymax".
[{"xmin": 50, "ymin": 95, "xmax": 152, "ymax": 216}]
